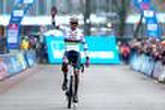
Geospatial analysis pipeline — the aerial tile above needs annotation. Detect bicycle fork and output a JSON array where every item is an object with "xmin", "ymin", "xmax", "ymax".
[{"xmin": 67, "ymin": 65, "xmax": 75, "ymax": 108}]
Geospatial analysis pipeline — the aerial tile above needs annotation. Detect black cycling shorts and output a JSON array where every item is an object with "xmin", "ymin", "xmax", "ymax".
[{"xmin": 64, "ymin": 50, "xmax": 81, "ymax": 69}]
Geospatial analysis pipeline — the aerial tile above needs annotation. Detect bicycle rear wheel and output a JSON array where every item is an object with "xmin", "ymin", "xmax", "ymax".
[{"xmin": 67, "ymin": 76, "xmax": 73, "ymax": 109}]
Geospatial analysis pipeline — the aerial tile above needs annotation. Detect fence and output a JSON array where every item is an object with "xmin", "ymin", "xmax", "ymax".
[
  {"xmin": 0, "ymin": 50, "xmax": 37, "ymax": 81},
  {"xmin": 130, "ymin": 52, "xmax": 165, "ymax": 82}
]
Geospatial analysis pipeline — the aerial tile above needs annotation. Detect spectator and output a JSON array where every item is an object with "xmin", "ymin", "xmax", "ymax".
[
  {"xmin": 21, "ymin": 36, "xmax": 30, "ymax": 51},
  {"xmin": 29, "ymin": 35, "xmax": 37, "ymax": 49},
  {"xmin": 129, "ymin": 37, "xmax": 165, "ymax": 66},
  {"xmin": 120, "ymin": 43, "xmax": 130, "ymax": 64},
  {"xmin": 38, "ymin": 42, "xmax": 48, "ymax": 64}
]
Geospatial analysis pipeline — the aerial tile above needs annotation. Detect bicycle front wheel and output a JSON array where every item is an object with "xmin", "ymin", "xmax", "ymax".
[{"xmin": 67, "ymin": 76, "xmax": 73, "ymax": 109}]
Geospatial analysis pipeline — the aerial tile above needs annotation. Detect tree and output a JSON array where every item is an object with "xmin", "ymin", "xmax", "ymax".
[
  {"xmin": 84, "ymin": 0, "xmax": 91, "ymax": 36},
  {"xmin": 106, "ymin": 0, "xmax": 110, "ymax": 13},
  {"xmin": 134, "ymin": 13, "xmax": 144, "ymax": 38},
  {"xmin": 112, "ymin": 0, "xmax": 131, "ymax": 37}
]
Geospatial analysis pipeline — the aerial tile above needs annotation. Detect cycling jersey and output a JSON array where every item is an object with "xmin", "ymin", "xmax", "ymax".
[
  {"xmin": 61, "ymin": 27, "xmax": 88, "ymax": 69},
  {"xmin": 63, "ymin": 28, "xmax": 88, "ymax": 53}
]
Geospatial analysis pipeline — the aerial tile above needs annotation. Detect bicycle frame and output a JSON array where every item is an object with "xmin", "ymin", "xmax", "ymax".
[
  {"xmin": 66, "ymin": 63, "xmax": 85, "ymax": 109},
  {"xmin": 67, "ymin": 63, "xmax": 75, "ymax": 109}
]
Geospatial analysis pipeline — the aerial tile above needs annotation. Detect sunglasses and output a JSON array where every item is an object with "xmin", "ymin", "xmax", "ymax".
[{"xmin": 70, "ymin": 22, "xmax": 78, "ymax": 26}]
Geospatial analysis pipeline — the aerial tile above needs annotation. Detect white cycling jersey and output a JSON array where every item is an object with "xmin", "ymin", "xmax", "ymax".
[{"xmin": 63, "ymin": 28, "xmax": 88, "ymax": 53}]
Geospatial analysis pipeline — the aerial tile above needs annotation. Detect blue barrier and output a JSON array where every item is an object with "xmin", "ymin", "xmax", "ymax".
[
  {"xmin": 0, "ymin": 50, "xmax": 37, "ymax": 80},
  {"xmin": 130, "ymin": 53, "xmax": 165, "ymax": 80},
  {"xmin": 16, "ymin": 53, "xmax": 27, "ymax": 70},
  {"xmin": 1, "ymin": 53, "xmax": 26, "ymax": 75},
  {"xmin": 2, "ymin": 55, "xmax": 19, "ymax": 74},
  {"xmin": 45, "ymin": 36, "xmax": 120, "ymax": 64},
  {"xmin": 152, "ymin": 61, "xmax": 164, "ymax": 79},
  {"xmin": 24, "ymin": 50, "xmax": 37, "ymax": 67},
  {"xmin": 0, "ymin": 58, "xmax": 8, "ymax": 80}
]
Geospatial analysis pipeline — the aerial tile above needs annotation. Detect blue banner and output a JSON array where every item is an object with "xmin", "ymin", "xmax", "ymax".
[
  {"xmin": 132, "ymin": 0, "xmax": 161, "ymax": 38},
  {"xmin": 7, "ymin": 0, "xmax": 34, "ymax": 49},
  {"xmin": 45, "ymin": 36, "xmax": 120, "ymax": 64},
  {"xmin": 145, "ymin": 10, "xmax": 160, "ymax": 38},
  {"xmin": 133, "ymin": 0, "xmax": 141, "ymax": 9}
]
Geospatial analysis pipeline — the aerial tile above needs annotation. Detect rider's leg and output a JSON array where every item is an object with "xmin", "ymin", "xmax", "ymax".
[
  {"xmin": 61, "ymin": 56, "xmax": 68, "ymax": 91},
  {"xmin": 73, "ymin": 69, "xmax": 80, "ymax": 102},
  {"xmin": 61, "ymin": 63, "xmax": 68, "ymax": 91},
  {"xmin": 74, "ymin": 69, "xmax": 80, "ymax": 95},
  {"xmin": 73, "ymin": 52, "xmax": 81, "ymax": 103}
]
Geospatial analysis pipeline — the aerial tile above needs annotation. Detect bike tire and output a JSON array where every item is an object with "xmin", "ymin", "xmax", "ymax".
[{"xmin": 67, "ymin": 76, "xmax": 73, "ymax": 109}]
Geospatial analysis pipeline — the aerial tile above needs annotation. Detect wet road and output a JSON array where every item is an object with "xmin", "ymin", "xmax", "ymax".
[{"xmin": 0, "ymin": 65, "xmax": 165, "ymax": 110}]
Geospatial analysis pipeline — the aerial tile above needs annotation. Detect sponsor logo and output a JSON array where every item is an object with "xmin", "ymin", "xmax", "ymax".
[
  {"xmin": 52, "ymin": 51, "xmax": 114, "ymax": 59},
  {"xmin": 144, "ymin": 10, "xmax": 154, "ymax": 18},
  {"xmin": 147, "ymin": 24, "xmax": 158, "ymax": 31},
  {"xmin": 13, "ymin": 10, "xmax": 24, "ymax": 17},
  {"xmin": 23, "ymin": 0, "xmax": 34, "ymax": 4}
]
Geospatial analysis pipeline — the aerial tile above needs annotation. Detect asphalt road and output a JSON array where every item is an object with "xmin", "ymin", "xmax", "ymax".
[{"xmin": 0, "ymin": 65, "xmax": 165, "ymax": 110}]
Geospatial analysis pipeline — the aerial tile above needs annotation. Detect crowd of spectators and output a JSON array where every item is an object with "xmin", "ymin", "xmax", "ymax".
[
  {"xmin": 21, "ymin": 34, "xmax": 48, "ymax": 64},
  {"xmin": 118, "ymin": 37, "xmax": 165, "ymax": 65},
  {"xmin": 0, "ymin": 25, "xmax": 48, "ymax": 64}
]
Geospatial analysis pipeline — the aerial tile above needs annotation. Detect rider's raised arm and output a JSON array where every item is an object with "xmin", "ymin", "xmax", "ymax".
[{"xmin": 56, "ymin": 25, "xmax": 66, "ymax": 34}]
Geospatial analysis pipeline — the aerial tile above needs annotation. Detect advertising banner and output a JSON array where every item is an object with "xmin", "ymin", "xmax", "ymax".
[
  {"xmin": 16, "ymin": 53, "xmax": 27, "ymax": 70},
  {"xmin": 9, "ymin": 56, "xmax": 22, "ymax": 74},
  {"xmin": 0, "ymin": 58, "xmax": 8, "ymax": 80},
  {"xmin": 7, "ymin": 0, "xmax": 34, "ymax": 49},
  {"xmin": 25, "ymin": 50, "xmax": 36, "ymax": 67},
  {"xmin": 141, "ymin": 2, "xmax": 150, "ymax": 10},
  {"xmin": 7, "ymin": 24, "xmax": 20, "ymax": 49},
  {"xmin": 2, "ymin": 55, "xmax": 22, "ymax": 75},
  {"xmin": 0, "ymin": 49, "xmax": 36, "ymax": 80},
  {"xmin": 146, "ymin": 17, "xmax": 160, "ymax": 38},
  {"xmin": 143, "ymin": 10, "xmax": 154, "ymax": 18},
  {"xmin": 133, "ymin": 0, "xmax": 161, "ymax": 38},
  {"xmin": 45, "ymin": 36, "xmax": 120, "ymax": 64}
]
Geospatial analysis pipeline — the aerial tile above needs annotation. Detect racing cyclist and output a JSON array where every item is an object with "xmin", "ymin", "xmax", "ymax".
[{"xmin": 59, "ymin": 16, "xmax": 90, "ymax": 103}]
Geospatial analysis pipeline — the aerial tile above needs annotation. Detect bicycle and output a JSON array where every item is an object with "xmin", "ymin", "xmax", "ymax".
[{"xmin": 65, "ymin": 63, "xmax": 84, "ymax": 109}]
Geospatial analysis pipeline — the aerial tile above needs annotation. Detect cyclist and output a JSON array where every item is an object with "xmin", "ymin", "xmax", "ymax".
[{"xmin": 59, "ymin": 16, "xmax": 90, "ymax": 103}]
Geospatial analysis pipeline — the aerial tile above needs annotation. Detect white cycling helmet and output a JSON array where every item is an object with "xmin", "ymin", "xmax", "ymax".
[{"xmin": 70, "ymin": 16, "xmax": 79, "ymax": 24}]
